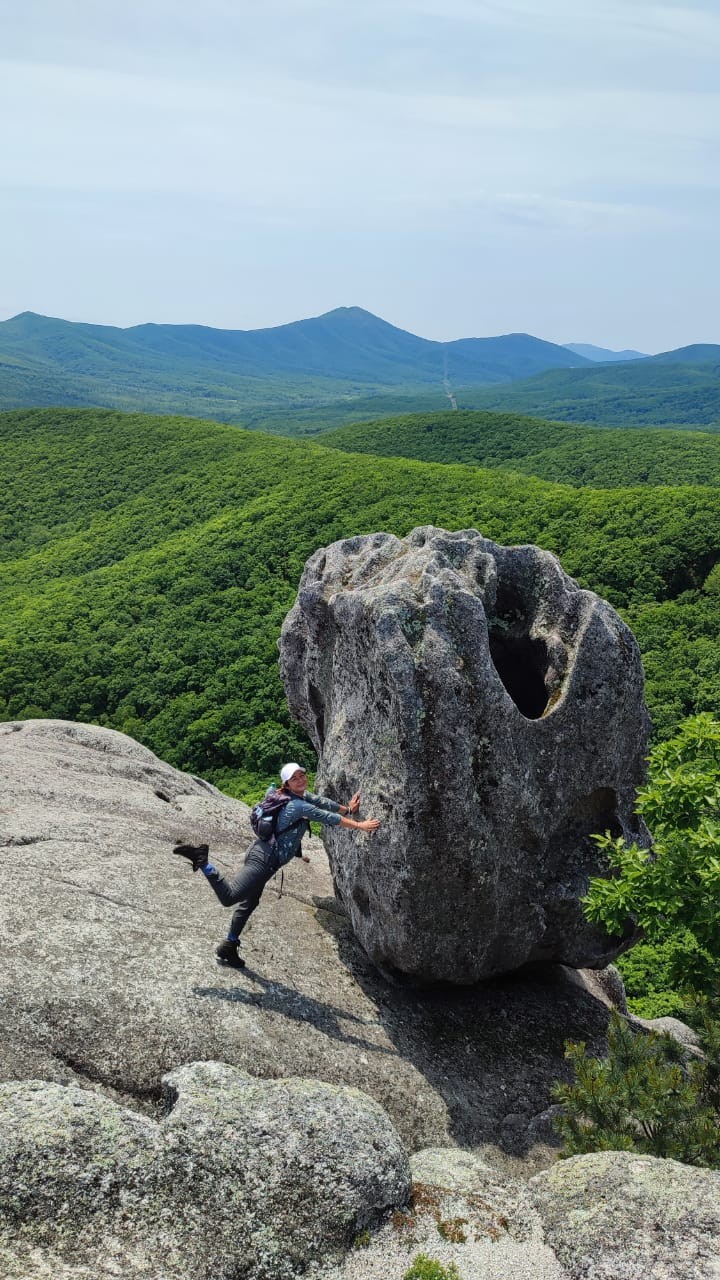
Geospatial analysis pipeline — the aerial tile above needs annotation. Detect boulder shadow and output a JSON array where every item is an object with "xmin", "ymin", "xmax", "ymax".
[{"xmin": 312, "ymin": 895, "xmax": 612, "ymax": 1159}]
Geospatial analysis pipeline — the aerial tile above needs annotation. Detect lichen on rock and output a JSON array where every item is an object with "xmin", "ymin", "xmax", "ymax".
[
  {"xmin": 0, "ymin": 1062, "xmax": 411, "ymax": 1280},
  {"xmin": 529, "ymin": 1150, "xmax": 720, "ymax": 1279},
  {"xmin": 280, "ymin": 525, "xmax": 651, "ymax": 983}
]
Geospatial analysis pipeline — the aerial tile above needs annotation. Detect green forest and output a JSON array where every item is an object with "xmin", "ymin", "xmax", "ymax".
[
  {"xmin": 321, "ymin": 410, "xmax": 720, "ymax": 487},
  {"xmin": 464, "ymin": 352, "xmax": 720, "ymax": 429},
  {"xmin": 2, "ymin": 406, "xmax": 719, "ymax": 787}
]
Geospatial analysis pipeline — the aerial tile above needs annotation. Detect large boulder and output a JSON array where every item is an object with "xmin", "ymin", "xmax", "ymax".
[
  {"xmin": 529, "ymin": 1151, "xmax": 720, "ymax": 1279},
  {"xmin": 0, "ymin": 1061, "xmax": 410, "ymax": 1279},
  {"xmin": 280, "ymin": 525, "xmax": 651, "ymax": 983}
]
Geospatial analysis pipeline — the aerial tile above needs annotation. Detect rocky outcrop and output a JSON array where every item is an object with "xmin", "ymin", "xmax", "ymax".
[
  {"xmin": 310, "ymin": 1147, "xmax": 566, "ymax": 1280},
  {"xmin": 530, "ymin": 1151, "xmax": 720, "ymax": 1279},
  {"xmin": 2, "ymin": 721, "xmax": 717, "ymax": 1280},
  {"xmin": 0, "ymin": 1061, "xmax": 410, "ymax": 1280},
  {"xmin": 5, "ymin": 1074, "xmax": 719, "ymax": 1280},
  {"xmin": 0, "ymin": 718, "xmax": 615, "ymax": 1162},
  {"xmin": 280, "ymin": 525, "xmax": 651, "ymax": 984},
  {"xmin": 311, "ymin": 1148, "xmax": 720, "ymax": 1280}
]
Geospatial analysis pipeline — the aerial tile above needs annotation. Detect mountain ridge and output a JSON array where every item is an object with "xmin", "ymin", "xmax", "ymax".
[
  {"xmin": 563, "ymin": 342, "xmax": 648, "ymax": 362},
  {"xmin": 463, "ymin": 350, "xmax": 720, "ymax": 429},
  {"xmin": 1, "ymin": 307, "xmax": 717, "ymax": 429},
  {"xmin": 0, "ymin": 305, "xmax": 593, "ymax": 383}
]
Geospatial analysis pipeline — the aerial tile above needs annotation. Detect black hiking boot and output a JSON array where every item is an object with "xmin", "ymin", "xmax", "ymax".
[
  {"xmin": 216, "ymin": 940, "xmax": 245, "ymax": 969},
  {"xmin": 172, "ymin": 842, "xmax": 209, "ymax": 872}
]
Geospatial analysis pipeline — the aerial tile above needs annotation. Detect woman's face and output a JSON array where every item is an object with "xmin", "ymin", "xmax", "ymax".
[{"xmin": 286, "ymin": 769, "xmax": 308, "ymax": 796}]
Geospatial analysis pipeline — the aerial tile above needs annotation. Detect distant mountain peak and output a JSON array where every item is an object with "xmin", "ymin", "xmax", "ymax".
[
  {"xmin": 8, "ymin": 311, "xmax": 53, "ymax": 324},
  {"xmin": 564, "ymin": 342, "xmax": 648, "ymax": 363},
  {"xmin": 321, "ymin": 305, "xmax": 376, "ymax": 317},
  {"xmin": 310, "ymin": 305, "xmax": 416, "ymax": 333}
]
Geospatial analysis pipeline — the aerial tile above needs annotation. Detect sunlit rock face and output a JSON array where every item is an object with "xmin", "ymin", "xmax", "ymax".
[{"xmin": 280, "ymin": 526, "xmax": 651, "ymax": 984}]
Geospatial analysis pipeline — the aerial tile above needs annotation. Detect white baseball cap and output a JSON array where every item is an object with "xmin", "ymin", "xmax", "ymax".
[{"xmin": 280, "ymin": 762, "xmax": 305, "ymax": 784}]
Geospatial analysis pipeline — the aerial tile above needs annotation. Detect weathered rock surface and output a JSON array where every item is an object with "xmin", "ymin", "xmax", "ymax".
[
  {"xmin": 314, "ymin": 1148, "xmax": 720, "ymax": 1280},
  {"xmin": 530, "ymin": 1151, "xmax": 720, "ymax": 1279},
  {"xmin": 0, "ymin": 1061, "xmax": 410, "ymax": 1279},
  {"xmin": 409, "ymin": 1147, "xmax": 546, "ymax": 1242},
  {"xmin": 280, "ymin": 525, "xmax": 651, "ymax": 983},
  {"xmin": 311, "ymin": 1147, "xmax": 567, "ymax": 1280},
  {"xmin": 0, "ymin": 718, "xmax": 615, "ymax": 1165},
  {"xmin": 2, "ymin": 721, "xmax": 717, "ymax": 1280}
]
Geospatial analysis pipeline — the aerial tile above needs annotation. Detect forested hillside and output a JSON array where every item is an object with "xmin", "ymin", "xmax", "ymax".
[
  {"xmin": 3, "ymin": 309, "xmax": 719, "ymax": 435},
  {"xmin": 321, "ymin": 411, "xmax": 720, "ymax": 488},
  {"xmin": 463, "ymin": 351, "xmax": 720, "ymax": 429},
  {"xmin": 1, "ymin": 408, "xmax": 719, "ymax": 800},
  {"xmin": 0, "ymin": 308, "xmax": 590, "ymax": 421}
]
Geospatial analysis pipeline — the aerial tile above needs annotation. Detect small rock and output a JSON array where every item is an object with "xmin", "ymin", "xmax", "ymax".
[
  {"xmin": 530, "ymin": 1150, "xmax": 720, "ymax": 1279},
  {"xmin": 628, "ymin": 1014, "xmax": 702, "ymax": 1051}
]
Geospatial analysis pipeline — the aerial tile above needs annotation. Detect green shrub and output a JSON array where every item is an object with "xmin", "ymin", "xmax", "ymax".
[
  {"xmin": 554, "ymin": 1000, "xmax": 720, "ymax": 1167},
  {"xmin": 586, "ymin": 713, "xmax": 720, "ymax": 996},
  {"xmin": 616, "ymin": 935, "xmax": 699, "ymax": 1020},
  {"xmin": 403, "ymin": 1256, "xmax": 461, "ymax": 1280},
  {"xmin": 557, "ymin": 715, "xmax": 720, "ymax": 1166}
]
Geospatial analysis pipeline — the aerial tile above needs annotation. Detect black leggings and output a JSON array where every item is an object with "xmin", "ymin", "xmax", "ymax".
[{"xmin": 205, "ymin": 840, "xmax": 278, "ymax": 939}]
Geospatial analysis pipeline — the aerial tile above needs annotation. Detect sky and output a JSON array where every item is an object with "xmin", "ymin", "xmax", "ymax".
[{"xmin": 1, "ymin": 0, "xmax": 718, "ymax": 351}]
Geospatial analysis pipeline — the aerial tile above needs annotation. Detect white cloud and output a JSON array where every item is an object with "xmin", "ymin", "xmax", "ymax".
[
  {"xmin": 5, "ymin": 0, "xmax": 720, "ymax": 91},
  {"xmin": 1, "ymin": 56, "xmax": 715, "ymax": 221}
]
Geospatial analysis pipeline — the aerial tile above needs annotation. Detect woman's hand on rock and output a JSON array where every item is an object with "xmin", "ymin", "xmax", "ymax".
[{"xmin": 358, "ymin": 818, "xmax": 380, "ymax": 833}]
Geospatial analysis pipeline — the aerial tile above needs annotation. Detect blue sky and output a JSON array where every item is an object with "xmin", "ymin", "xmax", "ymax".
[{"xmin": 1, "ymin": 0, "xmax": 718, "ymax": 350}]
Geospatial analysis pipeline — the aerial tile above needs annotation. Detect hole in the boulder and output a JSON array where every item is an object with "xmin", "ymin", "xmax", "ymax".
[
  {"xmin": 570, "ymin": 788, "xmax": 624, "ymax": 840},
  {"xmin": 488, "ymin": 580, "xmax": 553, "ymax": 719},
  {"xmin": 489, "ymin": 632, "xmax": 550, "ymax": 719},
  {"xmin": 154, "ymin": 790, "xmax": 171, "ymax": 802}
]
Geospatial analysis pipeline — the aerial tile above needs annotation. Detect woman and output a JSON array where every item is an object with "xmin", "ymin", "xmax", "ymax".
[{"xmin": 173, "ymin": 762, "xmax": 380, "ymax": 968}]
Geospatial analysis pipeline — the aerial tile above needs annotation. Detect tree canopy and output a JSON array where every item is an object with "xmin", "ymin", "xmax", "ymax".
[{"xmin": 1, "ymin": 408, "xmax": 719, "ymax": 802}]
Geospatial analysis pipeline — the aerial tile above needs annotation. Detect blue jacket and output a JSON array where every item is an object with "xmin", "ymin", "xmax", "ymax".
[{"xmin": 267, "ymin": 787, "xmax": 343, "ymax": 867}]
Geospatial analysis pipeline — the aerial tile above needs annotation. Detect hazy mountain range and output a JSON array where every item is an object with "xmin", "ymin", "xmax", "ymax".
[
  {"xmin": 0, "ymin": 306, "xmax": 592, "ymax": 388},
  {"xmin": 563, "ymin": 343, "xmax": 648, "ymax": 362},
  {"xmin": 0, "ymin": 306, "xmax": 717, "ymax": 431}
]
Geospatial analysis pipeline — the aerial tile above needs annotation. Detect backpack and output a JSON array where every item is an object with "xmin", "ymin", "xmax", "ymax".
[{"xmin": 250, "ymin": 789, "xmax": 303, "ymax": 844}]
